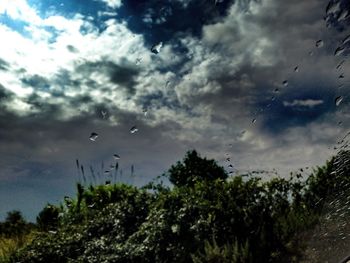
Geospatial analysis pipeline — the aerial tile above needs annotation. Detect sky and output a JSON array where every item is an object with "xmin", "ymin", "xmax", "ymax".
[{"xmin": 0, "ymin": 0, "xmax": 349, "ymax": 221}]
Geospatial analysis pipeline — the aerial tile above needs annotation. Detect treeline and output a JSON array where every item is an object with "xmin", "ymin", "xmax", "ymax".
[
  {"xmin": 2, "ymin": 150, "xmax": 350, "ymax": 262},
  {"xmin": 0, "ymin": 211, "xmax": 34, "ymax": 238}
]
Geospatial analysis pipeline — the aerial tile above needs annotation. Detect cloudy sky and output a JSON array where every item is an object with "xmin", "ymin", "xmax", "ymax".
[{"xmin": 0, "ymin": 0, "xmax": 349, "ymax": 221}]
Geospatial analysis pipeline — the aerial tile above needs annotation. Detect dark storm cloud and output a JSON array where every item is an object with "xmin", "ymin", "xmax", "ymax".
[
  {"xmin": 0, "ymin": 83, "xmax": 14, "ymax": 102},
  {"xmin": 21, "ymin": 74, "xmax": 50, "ymax": 90},
  {"xmin": 54, "ymin": 69, "xmax": 82, "ymax": 89},
  {"xmin": 76, "ymin": 60, "xmax": 139, "ymax": 94}
]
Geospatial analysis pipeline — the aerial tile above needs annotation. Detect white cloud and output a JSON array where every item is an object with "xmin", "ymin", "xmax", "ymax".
[
  {"xmin": 0, "ymin": 0, "xmax": 41, "ymax": 25},
  {"xmin": 283, "ymin": 99, "xmax": 324, "ymax": 108},
  {"xmin": 99, "ymin": 0, "xmax": 122, "ymax": 9}
]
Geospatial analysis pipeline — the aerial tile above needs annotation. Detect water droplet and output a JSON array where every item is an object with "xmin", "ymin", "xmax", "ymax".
[
  {"xmin": 104, "ymin": 170, "xmax": 110, "ymax": 174},
  {"xmin": 271, "ymin": 96, "xmax": 276, "ymax": 101},
  {"xmin": 142, "ymin": 108, "xmax": 148, "ymax": 116},
  {"xmin": 336, "ymin": 60, "xmax": 345, "ymax": 70},
  {"xmin": 130, "ymin": 126, "xmax": 138, "ymax": 134},
  {"xmin": 326, "ymin": 1, "xmax": 341, "ymax": 16},
  {"xmin": 335, "ymin": 46, "xmax": 346, "ymax": 56},
  {"xmin": 228, "ymin": 164, "xmax": 233, "ymax": 168},
  {"xmin": 226, "ymin": 157, "xmax": 231, "ymax": 162},
  {"xmin": 342, "ymin": 35, "xmax": 350, "ymax": 44},
  {"xmin": 309, "ymin": 51, "xmax": 314, "ymax": 56},
  {"xmin": 316, "ymin": 40, "xmax": 324, "ymax": 47},
  {"xmin": 339, "ymin": 73, "xmax": 345, "ymax": 79},
  {"xmin": 338, "ymin": 9, "xmax": 350, "ymax": 21},
  {"xmin": 113, "ymin": 154, "xmax": 121, "ymax": 160},
  {"xmin": 274, "ymin": 88, "xmax": 279, "ymax": 93},
  {"xmin": 135, "ymin": 57, "xmax": 142, "ymax": 65},
  {"xmin": 294, "ymin": 66, "xmax": 299, "ymax": 72},
  {"xmin": 335, "ymin": 96, "xmax": 343, "ymax": 106},
  {"xmin": 338, "ymin": 121, "xmax": 343, "ymax": 126},
  {"xmin": 282, "ymin": 80, "xmax": 288, "ymax": 86},
  {"xmin": 89, "ymin": 132, "xmax": 98, "ymax": 141},
  {"xmin": 252, "ymin": 118, "xmax": 256, "ymax": 124},
  {"xmin": 105, "ymin": 180, "xmax": 111, "ymax": 185},
  {"xmin": 151, "ymin": 42, "xmax": 163, "ymax": 54}
]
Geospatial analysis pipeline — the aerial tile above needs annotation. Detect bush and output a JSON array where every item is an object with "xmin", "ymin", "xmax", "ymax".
[{"xmin": 10, "ymin": 150, "xmax": 349, "ymax": 263}]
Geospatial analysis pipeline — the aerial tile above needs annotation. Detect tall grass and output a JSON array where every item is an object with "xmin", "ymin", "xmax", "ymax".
[{"xmin": 0, "ymin": 232, "xmax": 36, "ymax": 263}]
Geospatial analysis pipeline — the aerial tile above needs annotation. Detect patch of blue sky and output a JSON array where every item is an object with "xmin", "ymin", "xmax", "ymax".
[{"xmin": 0, "ymin": 13, "xmax": 32, "ymax": 38}]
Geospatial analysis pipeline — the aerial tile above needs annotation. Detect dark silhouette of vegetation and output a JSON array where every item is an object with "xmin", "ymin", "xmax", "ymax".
[
  {"xmin": 2, "ymin": 150, "xmax": 349, "ymax": 263},
  {"xmin": 167, "ymin": 150, "xmax": 228, "ymax": 187},
  {"xmin": 0, "ymin": 211, "xmax": 32, "ymax": 238},
  {"xmin": 36, "ymin": 204, "xmax": 60, "ymax": 231}
]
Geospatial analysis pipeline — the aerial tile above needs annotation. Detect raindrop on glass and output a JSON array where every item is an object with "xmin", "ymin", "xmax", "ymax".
[
  {"xmin": 142, "ymin": 108, "xmax": 148, "ymax": 116},
  {"xmin": 326, "ymin": 1, "xmax": 341, "ymax": 16},
  {"xmin": 339, "ymin": 73, "xmax": 345, "ymax": 79},
  {"xmin": 151, "ymin": 42, "xmax": 163, "ymax": 54},
  {"xmin": 130, "ymin": 126, "xmax": 138, "ymax": 134},
  {"xmin": 252, "ymin": 118, "xmax": 256, "ymax": 124},
  {"xmin": 338, "ymin": 10, "xmax": 349, "ymax": 21},
  {"xmin": 135, "ymin": 57, "xmax": 142, "ymax": 65},
  {"xmin": 294, "ymin": 66, "xmax": 299, "ymax": 72},
  {"xmin": 101, "ymin": 110, "xmax": 107, "ymax": 119},
  {"xmin": 335, "ymin": 46, "xmax": 345, "ymax": 56},
  {"xmin": 335, "ymin": 96, "xmax": 343, "ymax": 106},
  {"xmin": 113, "ymin": 154, "xmax": 121, "ymax": 160},
  {"xmin": 342, "ymin": 34, "xmax": 350, "ymax": 44},
  {"xmin": 316, "ymin": 40, "xmax": 324, "ymax": 48},
  {"xmin": 274, "ymin": 88, "xmax": 279, "ymax": 93},
  {"xmin": 282, "ymin": 80, "xmax": 288, "ymax": 87},
  {"xmin": 89, "ymin": 132, "xmax": 98, "ymax": 141},
  {"xmin": 336, "ymin": 60, "xmax": 345, "ymax": 70}
]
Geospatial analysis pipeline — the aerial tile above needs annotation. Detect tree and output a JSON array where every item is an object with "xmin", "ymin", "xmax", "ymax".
[
  {"xmin": 167, "ymin": 150, "xmax": 228, "ymax": 187},
  {"xmin": 36, "ymin": 204, "xmax": 60, "ymax": 231},
  {"xmin": 2, "ymin": 210, "xmax": 27, "ymax": 237}
]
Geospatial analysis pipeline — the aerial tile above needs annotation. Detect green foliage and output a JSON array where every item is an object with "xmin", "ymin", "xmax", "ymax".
[
  {"xmin": 8, "ymin": 150, "xmax": 349, "ymax": 263},
  {"xmin": 168, "ymin": 150, "xmax": 228, "ymax": 187},
  {"xmin": 191, "ymin": 239, "xmax": 252, "ymax": 263},
  {"xmin": 0, "ymin": 211, "xmax": 36, "ymax": 263}
]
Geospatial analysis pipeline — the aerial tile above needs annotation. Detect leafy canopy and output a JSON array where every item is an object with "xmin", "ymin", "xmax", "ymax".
[{"xmin": 167, "ymin": 150, "xmax": 228, "ymax": 187}]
